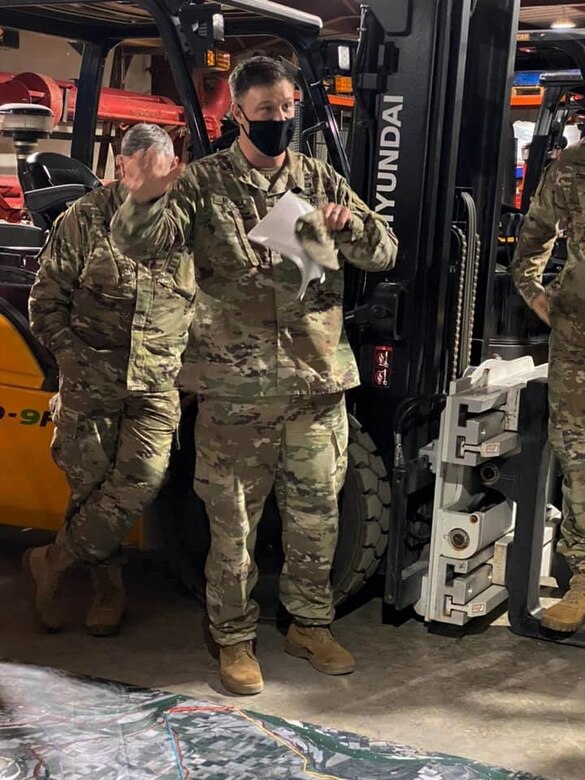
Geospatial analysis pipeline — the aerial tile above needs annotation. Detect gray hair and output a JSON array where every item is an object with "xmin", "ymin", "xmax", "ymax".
[{"xmin": 120, "ymin": 123, "xmax": 174, "ymax": 157}]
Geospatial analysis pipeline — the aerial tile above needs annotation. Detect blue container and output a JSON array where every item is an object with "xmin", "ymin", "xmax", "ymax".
[{"xmin": 514, "ymin": 71, "xmax": 542, "ymax": 86}]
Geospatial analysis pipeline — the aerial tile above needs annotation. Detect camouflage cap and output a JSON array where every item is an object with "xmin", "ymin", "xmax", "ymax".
[{"xmin": 295, "ymin": 210, "xmax": 340, "ymax": 271}]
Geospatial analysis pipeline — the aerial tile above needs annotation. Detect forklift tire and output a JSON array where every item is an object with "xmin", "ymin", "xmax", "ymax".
[
  {"xmin": 331, "ymin": 415, "xmax": 391, "ymax": 604},
  {"xmin": 151, "ymin": 405, "xmax": 390, "ymax": 618}
]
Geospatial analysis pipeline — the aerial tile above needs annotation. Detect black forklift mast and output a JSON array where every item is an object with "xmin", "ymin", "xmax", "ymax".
[
  {"xmin": 343, "ymin": 0, "xmax": 519, "ymax": 609},
  {"xmin": 71, "ymin": 43, "xmax": 111, "ymax": 166},
  {"xmin": 346, "ymin": 0, "xmax": 518, "ymax": 434}
]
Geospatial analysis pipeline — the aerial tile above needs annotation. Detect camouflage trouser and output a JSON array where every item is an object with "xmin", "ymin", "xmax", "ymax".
[
  {"xmin": 51, "ymin": 379, "xmax": 179, "ymax": 564},
  {"xmin": 548, "ymin": 330, "xmax": 585, "ymax": 576},
  {"xmin": 194, "ymin": 392, "xmax": 348, "ymax": 645}
]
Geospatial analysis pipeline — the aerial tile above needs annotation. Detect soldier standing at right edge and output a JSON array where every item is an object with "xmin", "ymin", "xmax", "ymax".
[{"xmin": 513, "ymin": 142, "xmax": 585, "ymax": 632}]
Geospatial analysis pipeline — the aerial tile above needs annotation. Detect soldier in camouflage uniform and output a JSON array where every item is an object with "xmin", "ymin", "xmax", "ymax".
[
  {"xmin": 513, "ymin": 141, "xmax": 585, "ymax": 633},
  {"xmin": 112, "ymin": 56, "xmax": 397, "ymax": 694},
  {"xmin": 25, "ymin": 124, "xmax": 196, "ymax": 636}
]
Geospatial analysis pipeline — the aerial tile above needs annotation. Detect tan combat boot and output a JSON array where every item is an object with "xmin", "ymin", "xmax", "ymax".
[
  {"xmin": 23, "ymin": 543, "xmax": 77, "ymax": 631},
  {"xmin": 541, "ymin": 574, "xmax": 585, "ymax": 632},
  {"xmin": 219, "ymin": 641, "xmax": 264, "ymax": 695},
  {"xmin": 284, "ymin": 624, "xmax": 355, "ymax": 675},
  {"xmin": 85, "ymin": 565, "xmax": 125, "ymax": 637}
]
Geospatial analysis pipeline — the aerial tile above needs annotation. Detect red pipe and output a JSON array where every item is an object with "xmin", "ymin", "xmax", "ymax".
[
  {"xmin": 0, "ymin": 70, "xmax": 231, "ymax": 132},
  {"xmin": 196, "ymin": 76, "xmax": 230, "ymax": 144},
  {"xmin": 0, "ymin": 71, "xmax": 186, "ymax": 127},
  {"xmin": 201, "ymin": 77, "xmax": 231, "ymax": 119}
]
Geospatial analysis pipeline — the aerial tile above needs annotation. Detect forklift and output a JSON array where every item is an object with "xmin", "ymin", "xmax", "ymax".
[
  {"xmin": 0, "ymin": 0, "xmax": 582, "ymax": 646},
  {"xmin": 0, "ymin": 0, "xmax": 390, "ymax": 606}
]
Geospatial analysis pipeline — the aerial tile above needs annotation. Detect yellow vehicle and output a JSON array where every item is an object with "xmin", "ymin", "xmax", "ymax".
[{"xmin": 0, "ymin": 279, "xmax": 68, "ymax": 530}]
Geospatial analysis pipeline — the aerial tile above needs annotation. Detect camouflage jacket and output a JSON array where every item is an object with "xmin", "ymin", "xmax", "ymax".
[
  {"xmin": 29, "ymin": 181, "xmax": 196, "ymax": 393},
  {"xmin": 111, "ymin": 143, "xmax": 398, "ymax": 398},
  {"xmin": 512, "ymin": 142, "xmax": 585, "ymax": 340}
]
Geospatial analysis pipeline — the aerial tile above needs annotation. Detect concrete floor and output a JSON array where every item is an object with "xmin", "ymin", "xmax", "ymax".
[{"xmin": 1, "ymin": 529, "xmax": 584, "ymax": 780}]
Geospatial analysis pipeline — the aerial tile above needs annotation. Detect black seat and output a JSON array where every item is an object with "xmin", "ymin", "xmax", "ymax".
[
  {"xmin": 24, "ymin": 183, "xmax": 90, "ymax": 231},
  {"xmin": 0, "ymin": 266, "xmax": 36, "ymax": 319},
  {"xmin": 0, "ymin": 224, "xmax": 45, "ymax": 273},
  {"xmin": 0, "ymin": 223, "xmax": 45, "ymax": 249},
  {"xmin": 23, "ymin": 152, "xmax": 100, "ymax": 191},
  {"xmin": 21, "ymin": 153, "xmax": 101, "ymax": 230}
]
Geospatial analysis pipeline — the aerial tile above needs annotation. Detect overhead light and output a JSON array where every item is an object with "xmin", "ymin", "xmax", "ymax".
[{"xmin": 551, "ymin": 6, "xmax": 576, "ymax": 29}]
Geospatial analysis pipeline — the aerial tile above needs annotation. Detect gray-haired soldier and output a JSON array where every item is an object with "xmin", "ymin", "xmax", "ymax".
[
  {"xmin": 120, "ymin": 122, "xmax": 175, "ymax": 158},
  {"xmin": 25, "ymin": 123, "xmax": 196, "ymax": 636}
]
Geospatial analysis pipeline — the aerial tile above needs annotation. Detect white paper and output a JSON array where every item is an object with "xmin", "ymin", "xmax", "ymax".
[{"xmin": 247, "ymin": 190, "xmax": 325, "ymax": 300}]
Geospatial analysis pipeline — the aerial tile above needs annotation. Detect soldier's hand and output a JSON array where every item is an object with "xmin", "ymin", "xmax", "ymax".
[
  {"xmin": 531, "ymin": 292, "xmax": 551, "ymax": 327},
  {"xmin": 121, "ymin": 147, "xmax": 184, "ymax": 204},
  {"xmin": 320, "ymin": 203, "xmax": 352, "ymax": 232}
]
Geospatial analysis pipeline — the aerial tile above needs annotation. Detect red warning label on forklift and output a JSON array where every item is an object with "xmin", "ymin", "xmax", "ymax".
[{"xmin": 372, "ymin": 346, "xmax": 393, "ymax": 387}]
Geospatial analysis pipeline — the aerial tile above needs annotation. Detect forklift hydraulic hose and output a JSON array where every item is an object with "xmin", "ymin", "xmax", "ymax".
[{"xmin": 392, "ymin": 394, "xmax": 445, "ymax": 468}]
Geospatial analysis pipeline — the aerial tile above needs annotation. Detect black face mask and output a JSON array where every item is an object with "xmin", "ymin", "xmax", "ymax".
[{"xmin": 239, "ymin": 106, "xmax": 295, "ymax": 157}]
